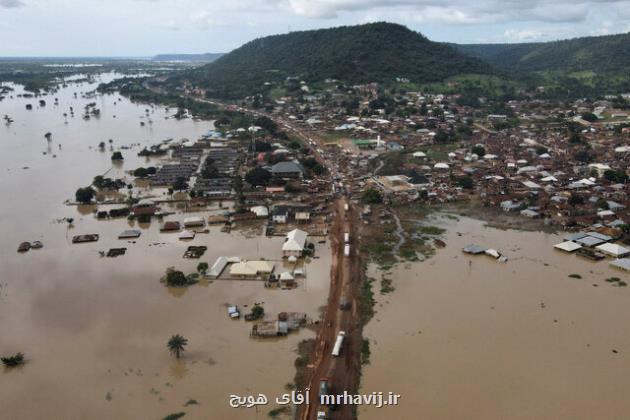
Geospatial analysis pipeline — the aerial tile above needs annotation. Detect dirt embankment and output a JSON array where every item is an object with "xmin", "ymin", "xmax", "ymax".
[{"xmin": 296, "ymin": 198, "xmax": 366, "ymax": 420}]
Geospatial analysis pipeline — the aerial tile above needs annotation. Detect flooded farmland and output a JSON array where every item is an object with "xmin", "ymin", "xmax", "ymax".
[
  {"xmin": 0, "ymin": 76, "xmax": 331, "ymax": 419},
  {"xmin": 360, "ymin": 215, "xmax": 630, "ymax": 420}
]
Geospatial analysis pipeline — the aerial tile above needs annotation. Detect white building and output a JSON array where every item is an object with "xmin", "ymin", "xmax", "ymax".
[{"xmin": 282, "ymin": 229, "xmax": 308, "ymax": 258}]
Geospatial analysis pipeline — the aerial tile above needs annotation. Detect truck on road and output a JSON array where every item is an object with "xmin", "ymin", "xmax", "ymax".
[{"xmin": 331, "ymin": 331, "xmax": 346, "ymax": 356}]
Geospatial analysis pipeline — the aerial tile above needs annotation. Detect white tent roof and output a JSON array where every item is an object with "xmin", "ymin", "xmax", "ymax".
[
  {"xmin": 179, "ymin": 230, "xmax": 195, "ymax": 240},
  {"xmin": 283, "ymin": 229, "xmax": 308, "ymax": 252},
  {"xmin": 596, "ymin": 243, "xmax": 630, "ymax": 257},
  {"xmin": 554, "ymin": 241, "xmax": 582, "ymax": 252},
  {"xmin": 279, "ymin": 271, "xmax": 294, "ymax": 280},
  {"xmin": 230, "ymin": 260, "xmax": 274, "ymax": 276}
]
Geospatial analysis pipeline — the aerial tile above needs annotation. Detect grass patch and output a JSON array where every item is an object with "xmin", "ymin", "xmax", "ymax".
[
  {"xmin": 361, "ymin": 339, "xmax": 371, "ymax": 365},
  {"xmin": 380, "ymin": 277, "xmax": 395, "ymax": 294},
  {"xmin": 359, "ymin": 277, "xmax": 376, "ymax": 326},
  {"xmin": 418, "ymin": 225, "xmax": 445, "ymax": 235},
  {"xmin": 163, "ymin": 413, "xmax": 186, "ymax": 420}
]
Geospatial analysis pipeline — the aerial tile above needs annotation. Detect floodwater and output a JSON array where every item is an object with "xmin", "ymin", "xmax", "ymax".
[
  {"xmin": 360, "ymin": 215, "xmax": 630, "ymax": 420},
  {"xmin": 0, "ymin": 76, "xmax": 331, "ymax": 419}
]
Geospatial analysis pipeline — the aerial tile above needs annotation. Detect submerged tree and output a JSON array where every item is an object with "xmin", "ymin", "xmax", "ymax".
[
  {"xmin": 196, "ymin": 262, "xmax": 209, "ymax": 275},
  {"xmin": 167, "ymin": 335, "xmax": 188, "ymax": 359},
  {"xmin": 1, "ymin": 352, "xmax": 25, "ymax": 367},
  {"xmin": 75, "ymin": 186, "xmax": 96, "ymax": 204}
]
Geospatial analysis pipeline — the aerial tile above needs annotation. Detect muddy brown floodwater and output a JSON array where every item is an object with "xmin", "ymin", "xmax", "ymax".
[
  {"xmin": 359, "ymin": 214, "xmax": 630, "ymax": 420},
  {"xmin": 0, "ymin": 76, "xmax": 331, "ymax": 419}
]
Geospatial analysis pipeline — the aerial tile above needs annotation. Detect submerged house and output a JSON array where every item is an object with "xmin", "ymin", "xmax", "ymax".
[
  {"xmin": 229, "ymin": 260, "xmax": 275, "ymax": 279},
  {"xmin": 282, "ymin": 229, "xmax": 308, "ymax": 258}
]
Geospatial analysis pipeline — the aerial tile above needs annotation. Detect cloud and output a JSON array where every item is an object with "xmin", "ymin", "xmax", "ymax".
[
  {"xmin": 0, "ymin": 0, "xmax": 25, "ymax": 8},
  {"xmin": 273, "ymin": 0, "xmax": 625, "ymax": 25}
]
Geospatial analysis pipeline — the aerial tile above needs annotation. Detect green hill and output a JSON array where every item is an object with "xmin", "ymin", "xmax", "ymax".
[
  {"xmin": 181, "ymin": 22, "xmax": 492, "ymax": 98},
  {"xmin": 455, "ymin": 32, "xmax": 630, "ymax": 74}
]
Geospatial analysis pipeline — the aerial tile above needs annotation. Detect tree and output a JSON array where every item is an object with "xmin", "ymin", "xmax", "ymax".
[
  {"xmin": 245, "ymin": 167, "xmax": 271, "ymax": 187},
  {"xmin": 568, "ymin": 194, "xmax": 584, "ymax": 207},
  {"xmin": 254, "ymin": 116, "xmax": 277, "ymax": 134},
  {"xmin": 581, "ymin": 112, "xmax": 598, "ymax": 122},
  {"xmin": 197, "ymin": 262, "xmax": 209, "ymax": 275},
  {"xmin": 472, "ymin": 145, "xmax": 485, "ymax": 157},
  {"xmin": 604, "ymin": 169, "xmax": 629, "ymax": 183},
  {"xmin": 1, "ymin": 352, "xmax": 25, "ymax": 367},
  {"xmin": 165, "ymin": 268, "xmax": 187, "ymax": 287},
  {"xmin": 172, "ymin": 177, "xmax": 188, "ymax": 191},
  {"xmin": 362, "ymin": 188, "xmax": 383, "ymax": 204},
  {"xmin": 458, "ymin": 176, "xmax": 474, "ymax": 190},
  {"xmin": 111, "ymin": 151, "xmax": 124, "ymax": 161},
  {"xmin": 536, "ymin": 146, "xmax": 549, "ymax": 155},
  {"xmin": 75, "ymin": 187, "xmax": 96, "ymax": 204},
  {"xmin": 251, "ymin": 304, "xmax": 264, "ymax": 320},
  {"xmin": 167, "ymin": 335, "xmax": 188, "ymax": 359},
  {"xmin": 574, "ymin": 149, "xmax": 593, "ymax": 163}
]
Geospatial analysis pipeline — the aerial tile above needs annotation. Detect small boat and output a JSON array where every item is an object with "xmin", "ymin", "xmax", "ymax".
[
  {"xmin": 30, "ymin": 241, "xmax": 44, "ymax": 249},
  {"xmin": 17, "ymin": 242, "xmax": 31, "ymax": 252}
]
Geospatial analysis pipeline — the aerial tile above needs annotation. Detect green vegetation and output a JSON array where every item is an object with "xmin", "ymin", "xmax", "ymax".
[
  {"xmin": 569, "ymin": 274, "xmax": 582, "ymax": 279},
  {"xmin": 176, "ymin": 22, "xmax": 491, "ymax": 99},
  {"xmin": 418, "ymin": 225, "xmax": 446, "ymax": 235},
  {"xmin": 75, "ymin": 186, "xmax": 96, "ymax": 204},
  {"xmin": 1, "ymin": 352, "xmax": 25, "ymax": 367},
  {"xmin": 456, "ymin": 32, "xmax": 630, "ymax": 98},
  {"xmin": 361, "ymin": 339, "xmax": 371, "ymax": 365},
  {"xmin": 167, "ymin": 335, "xmax": 188, "ymax": 359},
  {"xmin": 245, "ymin": 167, "xmax": 272, "ymax": 187},
  {"xmin": 604, "ymin": 169, "xmax": 629, "ymax": 184},
  {"xmin": 162, "ymin": 413, "xmax": 186, "ymax": 420},
  {"xmin": 162, "ymin": 267, "xmax": 198, "ymax": 287},
  {"xmin": 251, "ymin": 304, "xmax": 265, "ymax": 320},
  {"xmin": 196, "ymin": 262, "xmax": 209, "ymax": 275},
  {"xmin": 359, "ymin": 277, "xmax": 376, "ymax": 326},
  {"xmin": 133, "ymin": 167, "xmax": 157, "ymax": 178},
  {"xmin": 362, "ymin": 188, "xmax": 383, "ymax": 204},
  {"xmin": 380, "ymin": 277, "xmax": 395, "ymax": 294}
]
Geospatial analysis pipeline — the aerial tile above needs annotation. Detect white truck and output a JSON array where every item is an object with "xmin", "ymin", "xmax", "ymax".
[
  {"xmin": 344, "ymin": 232, "xmax": 350, "ymax": 244},
  {"xmin": 331, "ymin": 331, "xmax": 346, "ymax": 356},
  {"xmin": 344, "ymin": 244, "xmax": 350, "ymax": 257}
]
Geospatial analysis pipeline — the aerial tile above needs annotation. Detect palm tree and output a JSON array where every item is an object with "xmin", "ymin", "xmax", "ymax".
[{"xmin": 167, "ymin": 335, "xmax": 188, "ymax": 359}]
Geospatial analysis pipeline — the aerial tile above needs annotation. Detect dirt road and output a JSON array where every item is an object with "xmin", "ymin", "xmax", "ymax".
[{"xmin": 299, "ymin": 198, "xmax": 364, "ymax": 420}]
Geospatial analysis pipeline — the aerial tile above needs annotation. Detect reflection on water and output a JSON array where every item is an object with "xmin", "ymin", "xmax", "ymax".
[{"xmin": 169, "ymin": 360, "xmax": 190, "ymax": 379}]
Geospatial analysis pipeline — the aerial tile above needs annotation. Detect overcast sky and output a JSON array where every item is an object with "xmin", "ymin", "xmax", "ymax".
[{"xmin": 1, "ymin": 0, "xmax": 630, "ymax": 56}]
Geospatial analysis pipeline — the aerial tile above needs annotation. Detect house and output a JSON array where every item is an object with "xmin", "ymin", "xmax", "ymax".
[
  {"xmin": 596, "ymin": 243, "xmax": 630, "ymax": 258},
  {"xmin": 273, "ymin": 206, "xmax": 290, "ymax": 224},
  {"xmin": 229, "ymin": 260, "xmax": 275, "ymax": 278},
  {"xmin": 501, "ymin": 200, "xmax": 521, "ymax": 212},
  {"xmin": 160, "ymin": 221, "xmax": 181, "ymax": 232},
  {"xmin": 184, "ymin": 217, "xmax": 205, "ymax": 228},
  {"xmin": 554, "ymin": 241, "xmax": 582, "ymax": 253},
  {"xmin": 295, "ymin": 211, "xmax": 311, "ymax": 223},
  {"xmin": 271, "ymin": 161, "xmax": 304, "ymax": 179},
  {"xmin": 250, "ymin": 206, "xmax": 269, "ymax": 218},
  {"xmin": 282, "ymin": 229, "xmax": 308, "ymax": 257}
]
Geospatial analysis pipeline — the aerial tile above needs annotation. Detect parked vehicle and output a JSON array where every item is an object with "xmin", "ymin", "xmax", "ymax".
[{"xmin": 331, "ymin": 331, "xmax": 346, "ymax": 356}]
